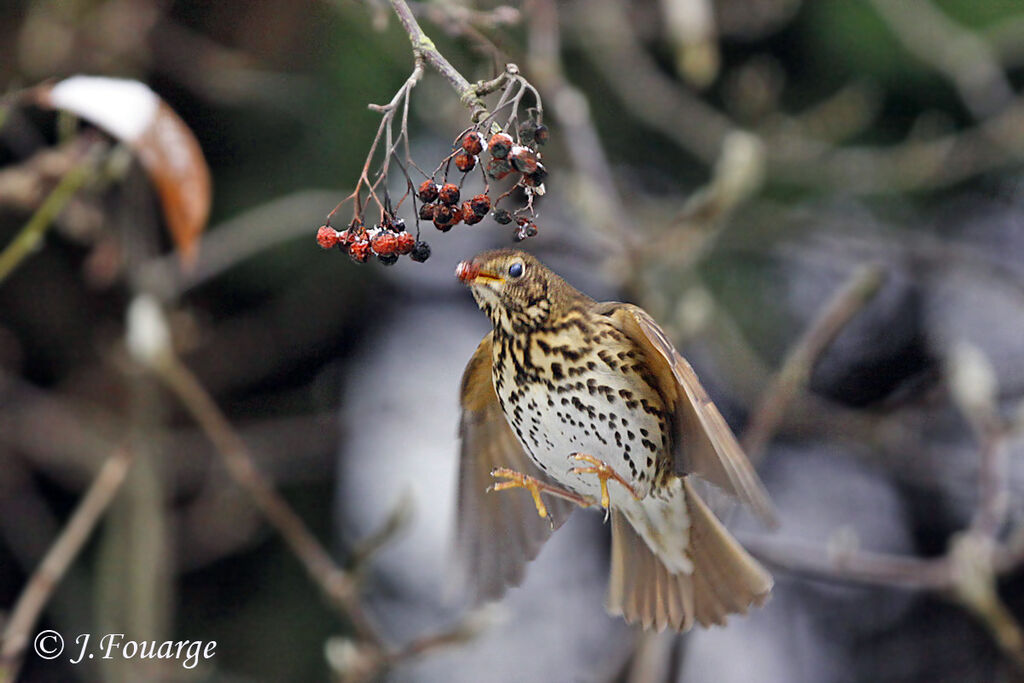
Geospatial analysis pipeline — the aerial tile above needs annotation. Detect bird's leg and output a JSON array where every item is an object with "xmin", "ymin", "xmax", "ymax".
[
  {"xmin": 569, "ymin": 453, "xmax": 640, "ymax": 512},
  {"xmin": 490, "ymin": 467, "xmax": 596, "ymax": 522}
]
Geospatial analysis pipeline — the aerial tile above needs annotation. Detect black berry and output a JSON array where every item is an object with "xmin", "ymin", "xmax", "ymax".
[{"xmin": 410, "ymin": 240, "xmax": 432, "ymax": 262}]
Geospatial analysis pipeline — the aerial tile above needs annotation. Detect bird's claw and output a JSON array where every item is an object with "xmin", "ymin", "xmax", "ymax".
[
  {"xmin": 568, "ymin": 453, "xmax": 639, "ymax": 516},
  {"xmin": 490, "ymin": 467, "xmax": 550, "ymax": 521}
]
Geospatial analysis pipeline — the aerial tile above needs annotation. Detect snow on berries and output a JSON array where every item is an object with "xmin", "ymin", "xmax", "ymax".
[{"xmin": 316, "ymin": 63, "xmax": 550, "ymax": 265}]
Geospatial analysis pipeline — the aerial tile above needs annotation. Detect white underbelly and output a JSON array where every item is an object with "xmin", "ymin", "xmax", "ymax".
[{"xmin": 504, "ymin": 375, "xmax": 664, "ymax": 503}]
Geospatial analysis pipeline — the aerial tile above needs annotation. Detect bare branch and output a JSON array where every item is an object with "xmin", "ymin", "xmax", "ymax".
[
  {"xmin": 742, "ymin": 264, "xmax": 887, "ymax": 461},
  {"xmin": 0, "ymin": 448, "xmax": 134, "ymax": 682}
]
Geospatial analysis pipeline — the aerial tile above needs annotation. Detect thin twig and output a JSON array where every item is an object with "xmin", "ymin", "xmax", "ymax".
[
  {"xmin": 0, "ymin": 140, "xmax": 107, "ymax": 285},
  {"xmin": 151, "ymin": 353, "xmax": 382, "ymax": 645},
  {"xmin": 742, "ymin": 264, "xmax": 887, "ymax": 460},
  {"xmin": 868, "ymin": 0, "xmax": 1012, "ymax": 119},
  {"xmin": 0, "ymin": 448, "xmax": 135, "ymax": 683}
]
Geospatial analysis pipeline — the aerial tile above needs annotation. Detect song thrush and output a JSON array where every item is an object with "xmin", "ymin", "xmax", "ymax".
[{"xmin": 455, "ymin": 249, "xmax": 775, "ymax": 631}]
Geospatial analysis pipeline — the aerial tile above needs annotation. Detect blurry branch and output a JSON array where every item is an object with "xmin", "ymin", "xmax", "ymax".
[
  {"xmin": 326, "ymin": 608, "xmax": 497, "ymax": 683},
  {"xmin": 0, "ymin": 448, "xmax": 134, "ymax": 683},
  {"xmin": 0, "ymin": 138, "xmax": 109, "ymax": 285},
  {"xmin": 659, "ymin": 0, "xmax": 719, "ymax": 88},
  {"xmin": 868, "ymin": 0, "xmax": 1012, "ymax": 119},
  {"xmin": 348, "ymin": 493, "xmax": 414, "ymax": 571},
  {"xmin": 650, "ymin": 131, "xmax": 766, "ymax": 272},
  {"xmin": 389, "ymin": 0, "xmax": 510, "ymax": 122},
  {"xmin": 406, "ymin": 2, "xmax": 519, "ymax": 65},
  {"xmin": 573, "ymin": 0, "xmax": 1024, "ymax": 194},
  {"xmin": 575, "ymin": 0, "xmax": 732, "ymax": 164},
  {"xmin": 127, "ymin": 295, "xmax": 486, "ymax": 676},
  {"xmin": 407, "ymin": 2, "xmax": 520, "ymax": 30},
  {"xmin": 146, "ymin": 344, "xmax": 380, "ymax": 643},
  {"xmin": 525, "ymin": 0, "xmax": 633, "ymax": 258},
  {"xmin": 139, "ymin": 189, "xmax": 341, "ymax": 299},
  {"xmin": 742, "ymin": 264, "xmax": 887, "ymax": 461},
  {"xmin": 745, "ymin": 338, "xmax": 1024, "ymax": 670}
]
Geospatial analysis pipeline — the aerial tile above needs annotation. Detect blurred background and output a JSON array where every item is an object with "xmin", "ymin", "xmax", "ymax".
[{"xmin": 2, "ymin": 0, "xmax": 1024, "ymax": 681}]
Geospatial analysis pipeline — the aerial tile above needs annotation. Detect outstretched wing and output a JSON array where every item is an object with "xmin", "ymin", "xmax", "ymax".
[
  {"xmin": 455, "ymin": 332, "xmax": 575, "ymax": 603},
  {"xmin": 598, "ymin": 303, "xmax": 778, "ymax": 526}
]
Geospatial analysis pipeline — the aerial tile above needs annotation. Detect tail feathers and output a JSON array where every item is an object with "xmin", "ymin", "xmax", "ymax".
[{"xmin": 606, "ymin": 478, "xmax": 772, "ymax": 632}]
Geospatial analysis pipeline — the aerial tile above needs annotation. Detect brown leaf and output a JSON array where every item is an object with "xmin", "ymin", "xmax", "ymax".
[{"xmin": 38, "ymin": 76, "xmax": 212, "ymax": 267}]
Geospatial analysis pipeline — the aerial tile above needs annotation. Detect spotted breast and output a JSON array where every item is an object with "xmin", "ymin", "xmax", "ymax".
[{"xmin": 490, "ymin": 311, "xmax": 673, "ymax": 504}]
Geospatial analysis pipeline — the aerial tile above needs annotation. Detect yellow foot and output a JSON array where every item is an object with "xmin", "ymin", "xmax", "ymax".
[
  {"xmin": 489, "ymin": 467, "xmax": 595, "ymax": 524},
  {"xmin": 568, "ymin": 454, "xmax": 640, "ymax": 511}
]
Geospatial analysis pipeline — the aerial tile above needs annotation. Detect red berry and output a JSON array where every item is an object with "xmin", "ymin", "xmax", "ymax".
[
  {"xmin": 349, "ymin": 239, "xmax": 371, "ymax": 263},
  {"xmin": 470, "ymin": 194, "xmax": 491, "ymax": 216},
  {"xmin": 486, "ymin": 157, "xmax": 512, "ymax": 180},
  {"xmin": 418, "ymin": 180, "xmax": 439, "ymax": 203},
  {"xmin": 454, "ymin": 151, "xmax": 477, "ymax": 173},
  {"xmin": 488, "ymin": 132, "xmax": 513, "ymax": 159},
  {"xmin": 395, "ymin": 232, "xmax": 415, "ymax": 255},
  {"xmin": 455, "ymin": 260, "xmax": 479, "ymax": 282},
  {"xmin": 371, "ymin": 231, "xmax": 399, "ymax": 256},
  {"xmin": 419, "ymin": 203, "xmax": 436, "ymax": 221},
  {"xmin": 522, "ymin": 165, "xmax": 548, "ymax": 190},
  {"xmin": 510, "ymin": 146, "xmax": 539, "ymax": 174},
  {"xmin": 438, "ymin": 183, "xmax": 460, "ymax": 205},
  {"xmin": 433, "ymin": 204, "xmax": 458, "ymax": 231},
  {"xmin": 462, "ymin": 131, "xmax": 485, "ymax": 156},
  {"xmin": 461, "ymin": 202, "xmax": 484, "ymax": 225},
  {"xmin": 316, "ymin": 225, "xmax": 339, "ymax": 249}
]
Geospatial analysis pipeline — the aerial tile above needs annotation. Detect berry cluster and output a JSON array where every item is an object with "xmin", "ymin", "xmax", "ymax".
[
  {"xmin": 316, "ymin": 214, "xmax": 430, "ymax": 265},
  {"xmin": 418, "ymin": 124, "xmax": 548, "ymax": 243},
  {"xmin": 316, "ymin": 63, "xmax": 550, "ymax": 265}
]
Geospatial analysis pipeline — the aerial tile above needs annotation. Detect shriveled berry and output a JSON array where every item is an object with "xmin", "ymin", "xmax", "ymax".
[
  {"xmin": 534, "ymin": 124, "xmax": 549, "ymax": 145},
  {"xmin": 316, "ymin": 225, "xmax": 339, "ymax": 249},
  {"xmin": 463, "ymin": 131, "xmax": 485, "ymax": 156},
  {"xmin": 486, "ymin": 157, "xmax": 512, "ymax": 180},
  {"xmin": 391, "ymin": 217, "xmax": 406, "ymax": 233},
  {"xmin": 454, "ymin": 151, "xmax": 476, "ymax": 173},
  {"xmin": 418, "ymin": 180, "xmax": 439, "ymax": 203},
  {"xmin": 433, "ymin": 204, "xmax": 457, "ymax": 231},
  {"xmin": 462, "ymin": 202, "xmax": 484, "ymax": 225},
  {"xmin": 410, "ymin": 240, "xmax": 431, "ymax": 262},
  {"xmin": 395, "ymin": 232, "xmax": 415, "ymax": 255},
  {"xmin": 438, "ymin": 183, "xmax": 460, "ymax": 205},
  {"xmin": 492, "ymin": 208, "xmax": 513, "ymax": 224},
  {"xmin": 337, "ymin": 230, "xmax": 354, "ymax": 250},
  {"xmin": 523, "ymin": 164, "xmax": 548, "ymax": 187},
  {"xmin": 419, "ymin": 203, "xmax": 436, "ymax": 221},
  {"xmin": 510, "ymin": 146, "xmax": 539, "ymax": 174},
  {"xmin": 349, "ymin": 239, "xmax": 371, "ymax": 263},
  {"xmin": 489, "ymin": 132, "xmax": 513, "ymax": 159},
  {"xmin": 518, "ymin": 120, "xmax": 538, "ymax": 145},
  {"xmin": 371, "ymin": 231, "xmax": 399, "ymax": 255},
  {"xmin": 470, "ymin": 193, "xmax": 491, "ymax": 216},
  {"xmin": 377, "ymin": 252, "xmax": 399, "ymax": 266}
]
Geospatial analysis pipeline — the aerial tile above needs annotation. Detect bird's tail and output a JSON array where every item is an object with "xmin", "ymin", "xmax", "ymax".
[{"xmin": 606, "ymin": 477, "xmax": 772, "ymax": 631}]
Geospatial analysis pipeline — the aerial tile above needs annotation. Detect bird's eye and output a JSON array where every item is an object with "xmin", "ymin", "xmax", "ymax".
[{"xmin": 508, "ymin": 262, "xmax": 524, "ymax": 278}]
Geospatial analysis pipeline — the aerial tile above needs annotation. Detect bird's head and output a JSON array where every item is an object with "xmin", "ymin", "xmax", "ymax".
[{"xmin": 457, "ymin": 249, "xmax": 573, "ymax": 334}]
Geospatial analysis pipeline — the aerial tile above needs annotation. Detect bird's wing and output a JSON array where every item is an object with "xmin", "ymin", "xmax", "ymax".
[
  {"xmin": 455, "ymin": 332, "xmax": 575, "ymax": 603},
  {"xmin": 598, "ymin": 302, "xmax": 778, "ymax": 526}
]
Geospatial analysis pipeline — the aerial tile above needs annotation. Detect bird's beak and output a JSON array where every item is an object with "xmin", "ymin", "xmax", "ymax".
[{"xmin": 455, "ymin": 260, "xmax": 503, "ymax": 288}]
